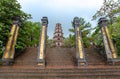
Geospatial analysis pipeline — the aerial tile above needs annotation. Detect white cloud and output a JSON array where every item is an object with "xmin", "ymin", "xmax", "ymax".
[
  {"xmin": 46, "ymin": 0, "xmax": 103, "ymax": 9},
  {"xmin": 18, "ymin": 0, "xmax": 103, "ymax": 11},
  {"xmin": 17, "ymin": 0, "xmax": 105, "ymax": 38}
]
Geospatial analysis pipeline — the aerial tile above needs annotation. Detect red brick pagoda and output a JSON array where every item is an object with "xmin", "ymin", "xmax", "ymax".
[{"xmin": 53, "ymin": 23, "xmax": 64, "ymax": 47}]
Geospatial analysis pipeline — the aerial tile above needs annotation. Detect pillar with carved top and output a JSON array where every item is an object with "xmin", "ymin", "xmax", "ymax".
[
  {"xmin": 37, "ymin": 17, "xmax": 48, "ymax": 66},
  {"xmin": 99, "ymin": 17, "xmax": 118, "ymax": 64},
  {"xmin": 2, "ymin": 16, "xmax": 22, "ymax": 65},
  {"xmin": 73, "ymin": 17, "xmax": 87, "ymax": 66}
]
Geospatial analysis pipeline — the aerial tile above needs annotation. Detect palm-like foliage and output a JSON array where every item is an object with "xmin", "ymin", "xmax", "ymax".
[
  {"xmin": 65, "ymin": 17, "xmax": 92, "ymax": 48},
  {"xmin": 111, "ymin": 15, "xmax": 120, "ymax": 55},
  {"xmin": 91, "ymin": 26, "xmax": 103, "ymax": 47},
  {"xmin": 16, "ymin": 21, "xmax": 41, "ymax": 48},
  {"xmin": 91, "ymin": 15, "xmax": 120, "ymax": 56}
]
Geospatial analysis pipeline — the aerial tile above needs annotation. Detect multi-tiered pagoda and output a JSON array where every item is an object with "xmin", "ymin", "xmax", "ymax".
[{"xmin": 53, "ymin": 23, "xmax": 64, "ymax": 47}]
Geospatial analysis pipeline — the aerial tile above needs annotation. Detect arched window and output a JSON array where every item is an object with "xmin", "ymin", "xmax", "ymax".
[{"xmin": 58, "ymin": 43, "xmax": 60, "ymax": 46}]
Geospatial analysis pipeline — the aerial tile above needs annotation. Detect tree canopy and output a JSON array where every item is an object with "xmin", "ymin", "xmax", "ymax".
[
  {"xmin": 92, "ymin": 0, "xmax": 120, "ymax": 24},
  {"xmin": 91, "ymin": 0, "xmax": 120, "ymax": 56},
  {"xmin": 0, "ymin": 0, "xmax": 41, "ymax": 56}
]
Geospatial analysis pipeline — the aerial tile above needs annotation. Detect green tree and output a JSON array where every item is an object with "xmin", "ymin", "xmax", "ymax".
[
  {"xmin": 92, "ymin": 0, "xmax": 120, "ymax": 56},
  {"xmin": 64, "ymin": 34, "xmax": 75, "ymax": 47},
  {"xmin": 92, "ymin": 15, "xmax": 120, "ymax": 56},
  {"xmin": 46, "ymin": 38, "xmax": 53, "ymax": 48},
  {"xmin": 111, "ymin": 15, "xmax": 120, "ymax": 55},
  {"xmin": 92, "ymin": 0, "xmax": 120, "ymax": 24},
  {"xmin": 0, "ymin": 0, "xmax": 31, "ymax": 56},
  {"xmin": 16, "ymin": 21, "xmax": 41, "ymax": 48},
  {"xmin": 91, "ymin": 26, "xmax": 104, "ymax": 47}
]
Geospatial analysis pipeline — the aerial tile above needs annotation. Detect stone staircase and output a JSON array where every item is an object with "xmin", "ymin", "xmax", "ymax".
[
  {"xmin": 46, "ymin": 48, "xmax": 76, "ymax": 67},
  {"xmin": 13, "ymin": 47, "xmax": 106, "ymax": 66},
  {"xmin": 85, "ymin": 48, "xmax": 106, "ymax": 65},
  {"xmin": 0, "ymin": 66, "xmax": 120, "ymax": 79},
  {"xmin": 0, "ymin": 47, "xmax": 120, "ymax": 79},
  {"xmin": 13, "ymin": 47, "xmax": 38, "ymax": 66}
]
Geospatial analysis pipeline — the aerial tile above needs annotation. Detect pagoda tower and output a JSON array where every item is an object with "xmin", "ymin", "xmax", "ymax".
[{"xmin": 53, "ymin": 23, "xmax": 64, "ymax": 47}]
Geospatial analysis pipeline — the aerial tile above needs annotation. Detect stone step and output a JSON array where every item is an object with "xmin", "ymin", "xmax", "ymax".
[
  {"xmin": 1, "ymin": 66, "xmax": 120, "ymax": 79},
  {"xmin": 1, "ymin": 67, "xmax": 120, "ymax": 72},
  {"xmin": 46, "ymin": 48, "xmax": 76, "ymax": 67},
  {"xmin": 0, "ymin": 71, "xmax": 120, "ymax": 79},
  {"xmin": 13, "ymin": 47, "xmax": 106, "ymax": 66},
  {"xmin": 0, "ymin": 72, "xmax": 120, "ymax": 76},
  {"xmin": 0, "ymin": 76, "xmax": 120, "ymax": 79},
  {"xmin": 1, "ymin": 47, "xmax": 120, "ymax": 79}
]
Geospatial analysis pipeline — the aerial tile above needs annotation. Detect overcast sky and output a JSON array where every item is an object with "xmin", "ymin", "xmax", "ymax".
[{"xmin": 18, "ymin": 0, "xmax": 104, "ymax": 38}]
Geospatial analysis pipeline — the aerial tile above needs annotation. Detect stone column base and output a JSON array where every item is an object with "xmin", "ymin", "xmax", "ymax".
[
  {"xmin": 37, "ymin": 59, "xmax": 45, "ymax": 67},
  {"xmin": 2, "ymin": 58, "xmax": 14, "ymax": 66},
  {"xmin": 78, "ymin": 59, "xmax": 87, "ymax": 66},
  {"xmin": 107, "ymin": 58, "xmax": 120, "ymax": 65}
]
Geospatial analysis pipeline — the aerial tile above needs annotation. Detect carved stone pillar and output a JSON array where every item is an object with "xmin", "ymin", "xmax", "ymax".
[
  {"xmin": 99, "ymin": 17, "xmax": 118, "ymax": 63},
  {"xmin": 37, "ymin": 17, "xmax": 48, "ymax": 66},
  {"xmin": 73, "ymin": 17, "xmax": 87, "ymax": 66},
  {"xmin": 2, "ymin": 16, "xmax": 21, "ymax": 65}
]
